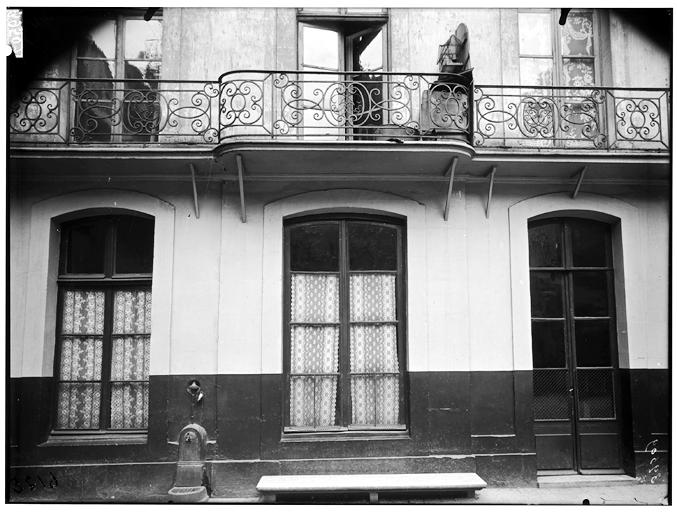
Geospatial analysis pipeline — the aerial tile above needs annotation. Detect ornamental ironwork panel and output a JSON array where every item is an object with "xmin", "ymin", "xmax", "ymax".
[
  {"xmin": 217, "ymin": 70, "xmax": 472, "ymax": 143},
  {"xmin": 473, "ymin": 85, "xmax": 669, "ymax": 151},
  {"xmin": 9, "ymin": 78, "xmax": 220, "ymax": 144},
  {"xmin": 8, "ymin": 74, "xmax": 670, "ymax": 152}
]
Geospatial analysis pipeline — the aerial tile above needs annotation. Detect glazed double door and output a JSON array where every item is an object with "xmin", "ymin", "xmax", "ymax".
[{"xmin": 529, "ymin": 218, "xmax": 624, "ymax": 473}]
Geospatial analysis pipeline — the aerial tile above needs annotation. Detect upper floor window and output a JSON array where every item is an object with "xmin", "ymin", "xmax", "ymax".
[
  {"xmin": 518, "ymin": 9, "xmax": 596, "ymax": 87},
  {"xmin": 54, "ymin": 214, "xmax": 154, "ymax": 431},
  {"xmin": 73, "ymin": 13, "xmax": 162, "ymax": 142},
  {"xmin": 284, "ymin": 215, "xmax": 406, "ymax": 433},
  {"xmin": 76, "ymin": 15, "xmax": 162, "ymax": 81}
]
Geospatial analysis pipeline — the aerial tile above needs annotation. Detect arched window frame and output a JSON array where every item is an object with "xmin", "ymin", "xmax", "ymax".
[
  {"xmin": 282, "ymin": 212, "xmax": 408, "ymax": 435},
  {"xmin": 52, "ymin": 213, "xmax": 154, "ymax": 433}
]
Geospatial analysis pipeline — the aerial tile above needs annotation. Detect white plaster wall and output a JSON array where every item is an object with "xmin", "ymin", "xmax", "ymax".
[
  {"xmin": 10, "ymin": 181, "xmax": 668, "ymax": 378},
  {"xmin": 9, "ymin": 190, "xmax": 28, "ymax": 377},
  {"xmin": 162, "ymin": 8, "xmax": 292, "ymax": 80},
  {"xmin": 167, "ymin": 190, "xmax": 222, "ymax": 376}
]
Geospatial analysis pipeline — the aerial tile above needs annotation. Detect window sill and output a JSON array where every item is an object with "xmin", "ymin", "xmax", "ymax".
[
  {"xmin": 40, "ymin": 431, "xmax": 148, "ymax": 447},
  {"xmin": 281, "ymin": 427, "xmax": 410, "ymax": 443}
]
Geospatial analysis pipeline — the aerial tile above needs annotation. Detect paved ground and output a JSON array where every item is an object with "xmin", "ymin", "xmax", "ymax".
[
  {"xmin": 381, "ymin": 484, "xmax": 670, "ymax": 505},
  {"xmin": 209, "ymin": 483, "xmax": 670, "ymax": 505}
]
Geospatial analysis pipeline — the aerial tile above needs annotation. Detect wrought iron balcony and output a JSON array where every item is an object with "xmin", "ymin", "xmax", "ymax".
[{"xmin": 9, "ymin": 71, "xmax": 669, "ymax": 153}]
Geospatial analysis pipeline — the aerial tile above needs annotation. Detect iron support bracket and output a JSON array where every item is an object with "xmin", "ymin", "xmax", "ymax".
[{"xmin": 443, "ymin": 157, "xmax": 458, "ymax": 221}]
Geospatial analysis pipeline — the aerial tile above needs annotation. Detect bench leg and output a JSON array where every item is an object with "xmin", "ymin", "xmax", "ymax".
[
  {"xmin": 262, "ymin": 494, "xmax": 276, "ymax": 503},
  {"xmin": 369, "ymin": 492, "xmax": 378, "ymax": 504}
]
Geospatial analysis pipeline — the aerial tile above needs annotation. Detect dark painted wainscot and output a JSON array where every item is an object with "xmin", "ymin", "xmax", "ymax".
[{"xmin": 8, "ymin": 369, "xmax": 669, "ymax": 501}]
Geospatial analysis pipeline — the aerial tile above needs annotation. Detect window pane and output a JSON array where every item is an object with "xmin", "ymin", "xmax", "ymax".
[
  {"xmin": 56, "ymin": 382, "xmax": 101, "ymax": 429},
  {"xmin": 530, "ymin": 271, "xmax": 564, "ymax": 318},
  {"xmin": 520, "ymin": 58, "xmax": 553, "ymax": 86},
  {"xmin": 289, "ymin": 326, "xmax": 339, "ymax": 428},
  {"xmin": 289, "ymin": 223, "xmax": 339, "ymax": 271},
  {"xmin": 125, "ymin": 60, "xmax": 161, "ymax": 81},
  {"xmin": 61, "ymin": 290, "xmax": 106, "ymax": 335},
  {"xmin": 115, "ymin": 216, "xmax": 155, "ymax": 274},
  {"xmin": 561, "ymin": 11, "xmax": 594, "ymax": 56},
  {"xmin": 76, "ymin": 58, "xmax": 116, "ymax": 79},
  {"xmin": 65, "ymin": 219, "xmax": 107, "ymax": 274},
  {"xmin": 529, "ymin": 222, "xmax": 563, "ymax": 267},
  {"xmin": 110, "ymin": 382, "xmax": 149, "ymax": 428},
  {"xmin": 77, "ymin": 20, "xmax": 116, "ymax": 60},
  {"xmin": 291, "ymin": 274, "xmax": 339, "ymax": 323},
  {"xmin": 562, "ymin": 58, "xmax": 595, "ymax": 87},
  {"xmin": 350, "ymin": 325, "xmax": 399, "ymax": 426},
  {"xmin": 570, "ymin": 220, "xmax": 608, "ymax": 267},
  {"xmin": 350, "ymin": 274, "xmax": 396, "ymax": 321},
  {"xmin": 303, "ymin": 26, "xmax": 340, "ymax": 69},
  {"xmin": 348, "ymin": 222, "xmax": 397, "ymax": 270},
  {"xmin": 531, "ymin": 320, "xmax": 566, "ymax": 368},
  {"xmin": 111, "ymin": 336, "xmax": 150, "ymax": 381},
  {"xmin": 572, "ymin": 271, "xmax": 609, "ymax": 316},
  {"xmin": 575, "ymin": 319, "xmax": 611, "ymax": 367},
  {"xmin": 59, "ymin": 337, "xmax": 103, "ymax": 380},
  {"xmin": 519, "ymin": 12, "xmax": 552, "ymax": 55},
  {"xmin": 353, "ymin": 29, "xmax": 382, "ymax": 72},
  {"xmin": 124, "ymin": 19, "xmax": 162, "ymax": 60},
  {"xmin": 577, "ymin": 369, "xmax": 615, "ymax": 418},
  {"xmin": 113, "ymin": 290, "xmax": 152, "ymax": 334}
]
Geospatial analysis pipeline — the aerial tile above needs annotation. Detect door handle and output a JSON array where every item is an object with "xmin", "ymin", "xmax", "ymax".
[{"xmin": 568, "ymin": 388, "xmax": 574, "ymax": 393}]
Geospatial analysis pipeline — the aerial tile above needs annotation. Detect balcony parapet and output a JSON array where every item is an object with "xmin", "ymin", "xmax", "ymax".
[{"xmin": 9, "ymin": 71, "xmax": 669, "ymax": 154}]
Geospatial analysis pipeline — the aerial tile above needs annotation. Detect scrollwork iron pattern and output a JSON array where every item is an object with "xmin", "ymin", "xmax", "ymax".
[
  {"xmin": 218, "ymin": 71, "xmax": 471, "ymax": 141},
  {"xmin": 474, "ymin": 85, "xmax": 669, "ymax": 150},
  {"xmin": 9, "ymin": 76, "xmax": 669, "ymax": 152},
  {"xmin": 10, "ymin": 79, "xmax": 220, "ymax": 144}
]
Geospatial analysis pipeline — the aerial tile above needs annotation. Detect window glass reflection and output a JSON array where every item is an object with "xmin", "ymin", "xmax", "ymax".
[
  {"xmin": 519, "ymin": 13, "xmax": 552, "ymax": 55},
  {"xmin": 303, "ymin": 26, "xmax": 340, "ymax": 70},
  {"xmin": 124, "ymin": 19, "xmax": 162, "ymax": 59}
]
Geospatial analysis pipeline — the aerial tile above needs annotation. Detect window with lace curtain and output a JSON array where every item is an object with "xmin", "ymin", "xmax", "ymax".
[
  {"xmin": 54, "ymin": 214, "xmax": 154, "ymax": 432},
  {"xmin": 284, "ymin": 215, "xmax": 406, "ymax": 432}
]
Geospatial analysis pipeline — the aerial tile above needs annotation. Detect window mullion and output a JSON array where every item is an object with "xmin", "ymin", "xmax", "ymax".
[
  {"xmin": 339, "ymin": 220, "xmax": 352, "ymax": 427},
  {"xmin": 100, "ymin": 287, "xmax": 115, "ymax": 429}
]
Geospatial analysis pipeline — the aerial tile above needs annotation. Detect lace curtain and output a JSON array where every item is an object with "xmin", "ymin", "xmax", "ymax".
[
  {"xmin": 57, "ymin": 290, "xmax": 105, "ymax": 429},
  {"xmin": 289, "ymin": 274, "xmax": 339, "ymax": 427},
  {"xmin": 110, "ymin": 290, "xmax": 151, "ymax": 429},
  {"xmin": 289, "ymin": 273, "xmax": 400, "ymax": 429},
  {"xmin": 350, "ymin": 274, "xmax": 399, "ymax": 426},
  {"xmin": 56, "ymin": 289, "xmax": 151, "ymax": 430}
]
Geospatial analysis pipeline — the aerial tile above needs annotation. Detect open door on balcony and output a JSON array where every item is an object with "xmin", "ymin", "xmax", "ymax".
[{"xmin": 299, "ymin": 16, "xmax": 387, "ymax": 141}]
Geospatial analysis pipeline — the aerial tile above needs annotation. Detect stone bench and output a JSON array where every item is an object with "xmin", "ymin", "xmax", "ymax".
[{"xmin": 256, "ymin": 472, "xmax": 487, "ymax": 503}]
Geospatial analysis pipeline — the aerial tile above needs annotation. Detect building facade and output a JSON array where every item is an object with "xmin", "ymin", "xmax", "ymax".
[{"xmin": 8, "ymin": 7, "xmax": 670, "ymax": 502}]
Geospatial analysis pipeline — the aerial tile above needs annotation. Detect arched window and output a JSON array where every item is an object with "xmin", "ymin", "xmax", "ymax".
[
  {"xmin": 283, "ymin": 214, "xmax": 406, "ymax": 432},
  {"xmin": 54, "ymin": 214, "xmax": 154, "ymax": 431}
]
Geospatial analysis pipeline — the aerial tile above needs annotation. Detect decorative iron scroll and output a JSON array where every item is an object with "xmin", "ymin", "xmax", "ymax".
[
  {"xmin": 473, "ymin": 85, "xmax": 669, "ymax": 150},
  {"xmin": 9, "ymin": 75, "xmax": 669, "ymax": 152},
  {"xmin": 218, "ymin": 71, "xmax": 472, "ymax": 141},
  {"xmin": 10, "ymin": 79, "xmax": 219, "ymax": 144}
]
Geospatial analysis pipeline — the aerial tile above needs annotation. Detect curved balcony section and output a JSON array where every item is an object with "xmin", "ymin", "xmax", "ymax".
[{"xmin": 216, "ymin": 69, "xmax": 473, "ymax": 144}]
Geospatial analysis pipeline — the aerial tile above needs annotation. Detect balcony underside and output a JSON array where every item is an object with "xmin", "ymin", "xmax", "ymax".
[{"xmin": 10, "ymin": 142, "xmax": 669, "ymax": 185}]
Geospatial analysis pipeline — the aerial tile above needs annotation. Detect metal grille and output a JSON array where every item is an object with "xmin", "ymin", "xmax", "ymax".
[
  {"xmin": 533, "ymin": 369, "xmax": 570, "ymax": 420},
  {"xmin": 576, "ymin": 369, "xmax": 615, "ymax": 419}
]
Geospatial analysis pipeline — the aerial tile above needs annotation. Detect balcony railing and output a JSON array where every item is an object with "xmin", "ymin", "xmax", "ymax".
[{"xmin": 9, "ymin": 71, "xmax": 670, "ymax": 152}]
